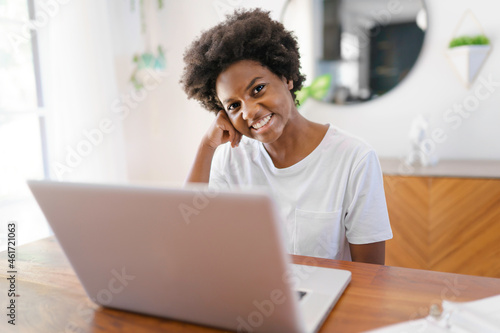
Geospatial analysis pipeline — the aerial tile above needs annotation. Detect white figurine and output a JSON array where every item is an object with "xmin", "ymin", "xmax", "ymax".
[{"xmin": 405, "ymin": 114, "xmax": 438, "ymax": 167}]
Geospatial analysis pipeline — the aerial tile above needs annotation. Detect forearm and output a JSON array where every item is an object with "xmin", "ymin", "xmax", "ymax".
[{"xmin": 185, "ymin": 142, "xmax": 217, "ymax": 184}]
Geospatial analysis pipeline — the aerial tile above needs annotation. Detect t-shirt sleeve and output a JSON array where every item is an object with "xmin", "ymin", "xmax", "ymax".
[
  {"xmin": 344, "ymin": 150, "xmax": 393, "ymax": 244},
  {"xmin": 208, "ymin": 145, "xmax": 231, "ymax": 190}
]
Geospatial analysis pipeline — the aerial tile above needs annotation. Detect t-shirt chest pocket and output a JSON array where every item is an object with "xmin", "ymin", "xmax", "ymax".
[{"xmin": 293, "ymin": 208, "xmax": 344, "ymax": 259}]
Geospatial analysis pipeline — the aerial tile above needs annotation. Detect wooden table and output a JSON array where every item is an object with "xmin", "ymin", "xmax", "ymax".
[{"xmin": 1, "ymin": 237, "xmax": 500, "ymax": 332}]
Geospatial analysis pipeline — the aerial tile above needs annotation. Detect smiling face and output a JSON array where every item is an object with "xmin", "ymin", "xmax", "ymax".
[{"xmin": 215, "ymin": 60, "xmax": 296, "ymax": 144}]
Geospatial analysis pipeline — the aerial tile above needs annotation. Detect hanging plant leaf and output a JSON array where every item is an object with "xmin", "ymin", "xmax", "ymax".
[
  {"xmin": 129, "ymin": 1, "xmax": 166, "ymax": 90},
  {"xmin": 309, "ymin": 74, "xmax": 332, "ymax": 100},
  {"xmin": 154, "ymin": 46, "xmax": 166, "ymax": 70},
  {"xmin": 154, "ymin": 57, "xmax": 166, "ymax": 70},
  {"xmin": 131, "ymin": 0, "xmax": 164, "ymax": 11},
  {"xmin": 294, "ymin": 74, "xmax": 333, "ymax": 107},
  {"xmin": 295, "ymin": 86, "xmax": 311, "ymax": 106},
  {"xmin": 449, "ymin": 34, "xmax": 490, "ymax": 48},
  {"xmin": 130, "ymin": 46, "xmax": 167, "ymax": 90},
  {"xmin": 140, "ymin": 53, "xmax": 155, "ymax": 68},
  {"xmin": 130, "ymin": 72, "xmax": 143, "ymax": 90}
]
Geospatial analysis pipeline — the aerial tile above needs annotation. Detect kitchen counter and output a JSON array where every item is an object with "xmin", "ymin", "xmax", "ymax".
[{"xmin": 380, "ymin": 158, "xmax": 500, "ymax": 179}]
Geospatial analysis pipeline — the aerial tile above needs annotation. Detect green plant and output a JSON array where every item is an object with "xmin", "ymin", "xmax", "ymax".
[
  {"xmin": 295, "ymin": 74, "xmax": 332, "ymax": 106},
  {"xmin": 130, "ymin": 45, "xmax": 166, "ymax": 90},
  {"xmin": 449, "ymin": 34, "xmax": 490, "ymax": 48},
  {"xmin": 129, "ymin": 0, "xmax": 166, "ymax": 90},
  {"xmin": 131, "ymin": 0, "xmax": 164, "ymax": 11},
  {"xmin": 131, "ymin": 0, "xmax": 164, "ymax": 33}
]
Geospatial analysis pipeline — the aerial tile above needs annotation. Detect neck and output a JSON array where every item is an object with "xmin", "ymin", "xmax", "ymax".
[{"xmin": 263, "ymin": 112, "xmax": 328, "ymax": 168}]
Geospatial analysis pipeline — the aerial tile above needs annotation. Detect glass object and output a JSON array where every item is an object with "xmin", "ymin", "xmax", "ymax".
[{"xmin": 314, "ymin": 0, "xmax": 427, "ymax": 105}]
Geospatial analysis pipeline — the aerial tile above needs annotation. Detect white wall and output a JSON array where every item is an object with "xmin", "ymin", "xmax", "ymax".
[
  {"xmin": 114, "ymin": 0, "xmax": 286, "ymax": 185},
  {"xmin": 117, "ymin": 0, "xmax": 500, "ymax": 185},
  {"xmin": 299, "ymin": 0, "xmax": 500, "ymax": 162}
]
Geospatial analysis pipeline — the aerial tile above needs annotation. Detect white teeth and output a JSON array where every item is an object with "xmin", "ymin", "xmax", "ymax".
[{"xmin": 252, "ymin": 114, "xmax": 272, "ymax": 130}]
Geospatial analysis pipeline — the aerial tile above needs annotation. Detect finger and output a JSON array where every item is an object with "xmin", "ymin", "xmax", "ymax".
[
  {"xmin": 219, "ymin": 109, "xmax": 230, "ymax": 120},
  {"xmin": 232, "ymin": 130, "xmax": 242, "ymax": 148},
  {"xmin": 215, "ymin": 123, "xmax": 230, "ymax": 143},
  {"xmin": 230, "ymin": 131, "xmax": 237, "ymax": 148},
  {"xmin": 217, "ymin": 120, "xmax": 235, "ymax": 145},
  {"xmin": 217, "ymin": 110, "xmax": 238, "ymax": 146},
  {"xmin": 235, "ymin": 131, "xmax": 242, "ymax": 147},
  {"xmin": 227, "ymin": 127, "xmax": 235, "ymax": 146}
]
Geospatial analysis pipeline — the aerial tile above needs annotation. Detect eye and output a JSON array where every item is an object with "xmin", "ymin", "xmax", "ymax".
[
  {"xmin": 253, "ymin": 84, "xmax": 265, "ymax": 94},
  {"xmin": 227, "ymin": 102, "xmax": 240, "ymax": 112}
]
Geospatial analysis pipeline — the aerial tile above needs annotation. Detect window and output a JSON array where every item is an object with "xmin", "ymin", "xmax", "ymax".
[{"xmin": 0, "ymin": 0, "xmax": 51, "ymax": 245}]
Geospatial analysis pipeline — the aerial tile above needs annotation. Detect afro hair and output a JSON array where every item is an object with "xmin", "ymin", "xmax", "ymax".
[{"xmin": 180, "ymin": 8, "xmax": 306, "ymax": 113}]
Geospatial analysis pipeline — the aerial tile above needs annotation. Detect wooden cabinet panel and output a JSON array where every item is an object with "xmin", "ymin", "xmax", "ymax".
[
  {"xmin": 383, "ymin": 176, "xmax": 430, "ymax": 270},
  {"xmin": 384, "ymin": 176, "xmax": 500, "ymax": 278},
  {"xmin": 429, "ymin": 178, "xmax": 500, "ymax": 277}
]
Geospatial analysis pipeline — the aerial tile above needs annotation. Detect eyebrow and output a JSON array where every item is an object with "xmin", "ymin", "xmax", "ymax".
[
  {"xmin": 222, "ymin": 76, "xmax": 263, "ymax": 106},
  {"xmin": 245, "ymin": 76, "xmax": 262, "ymax": 92}
]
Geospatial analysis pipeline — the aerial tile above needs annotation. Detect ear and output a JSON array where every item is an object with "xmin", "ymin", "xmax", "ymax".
[{"xmin": 282, "ymin": 76, "xmax": 293, "ymax": 90}]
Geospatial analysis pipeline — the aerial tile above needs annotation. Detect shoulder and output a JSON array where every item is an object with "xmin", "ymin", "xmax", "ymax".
[{"xmin": 322, "ymin": 125, "xmax": 377, "ymax": 165}]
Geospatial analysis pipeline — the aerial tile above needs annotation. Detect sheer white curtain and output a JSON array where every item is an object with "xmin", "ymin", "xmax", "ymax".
[{"xmin": 37, "ymin": 0, "xmax": 127, "ymax": 182}]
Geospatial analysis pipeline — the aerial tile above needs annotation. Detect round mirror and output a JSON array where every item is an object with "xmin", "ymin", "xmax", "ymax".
[{"xmin": 308, "ymin": 0, "xmax": 427, "ymax": 105}]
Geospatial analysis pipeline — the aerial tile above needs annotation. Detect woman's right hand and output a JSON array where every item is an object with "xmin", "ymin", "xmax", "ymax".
[
  {"xmin": 186, "ymin": 111, "xmax": 241, "ymax": 184},
  {"xmin": 202, "ymin": 110, "xmax": 242, "ymax": 150}
]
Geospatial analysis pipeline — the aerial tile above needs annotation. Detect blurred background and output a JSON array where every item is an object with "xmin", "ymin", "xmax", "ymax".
[{"xmin": 1, "ymin": 0, "xmax": 499, "ymax": 245}]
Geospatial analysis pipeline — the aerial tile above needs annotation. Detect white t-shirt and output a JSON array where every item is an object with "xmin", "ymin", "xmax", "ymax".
[{"xmin": 209, "ymin": 124, "xmax": 392, "ymax": 260}]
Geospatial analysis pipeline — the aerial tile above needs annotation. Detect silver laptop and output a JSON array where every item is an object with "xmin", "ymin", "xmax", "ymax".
[{"xmin": 28, "ymin": 180, "xmax": 351, "ymax": 333}]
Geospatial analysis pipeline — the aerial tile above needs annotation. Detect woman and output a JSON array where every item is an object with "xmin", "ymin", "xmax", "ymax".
[{"xmin": 181, "ymin": 9, "xmax": 392, "ymax": 264}]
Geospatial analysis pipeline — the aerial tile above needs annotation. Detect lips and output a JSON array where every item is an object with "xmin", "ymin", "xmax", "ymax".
[{"xmin": 251, "ymin": 114, "xmax": 273, "ymax": 130}]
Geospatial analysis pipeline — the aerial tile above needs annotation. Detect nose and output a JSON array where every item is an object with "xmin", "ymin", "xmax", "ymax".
[{"xmin": 241, "ymin": 101, "xmax": 260, "ymax": 121}]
